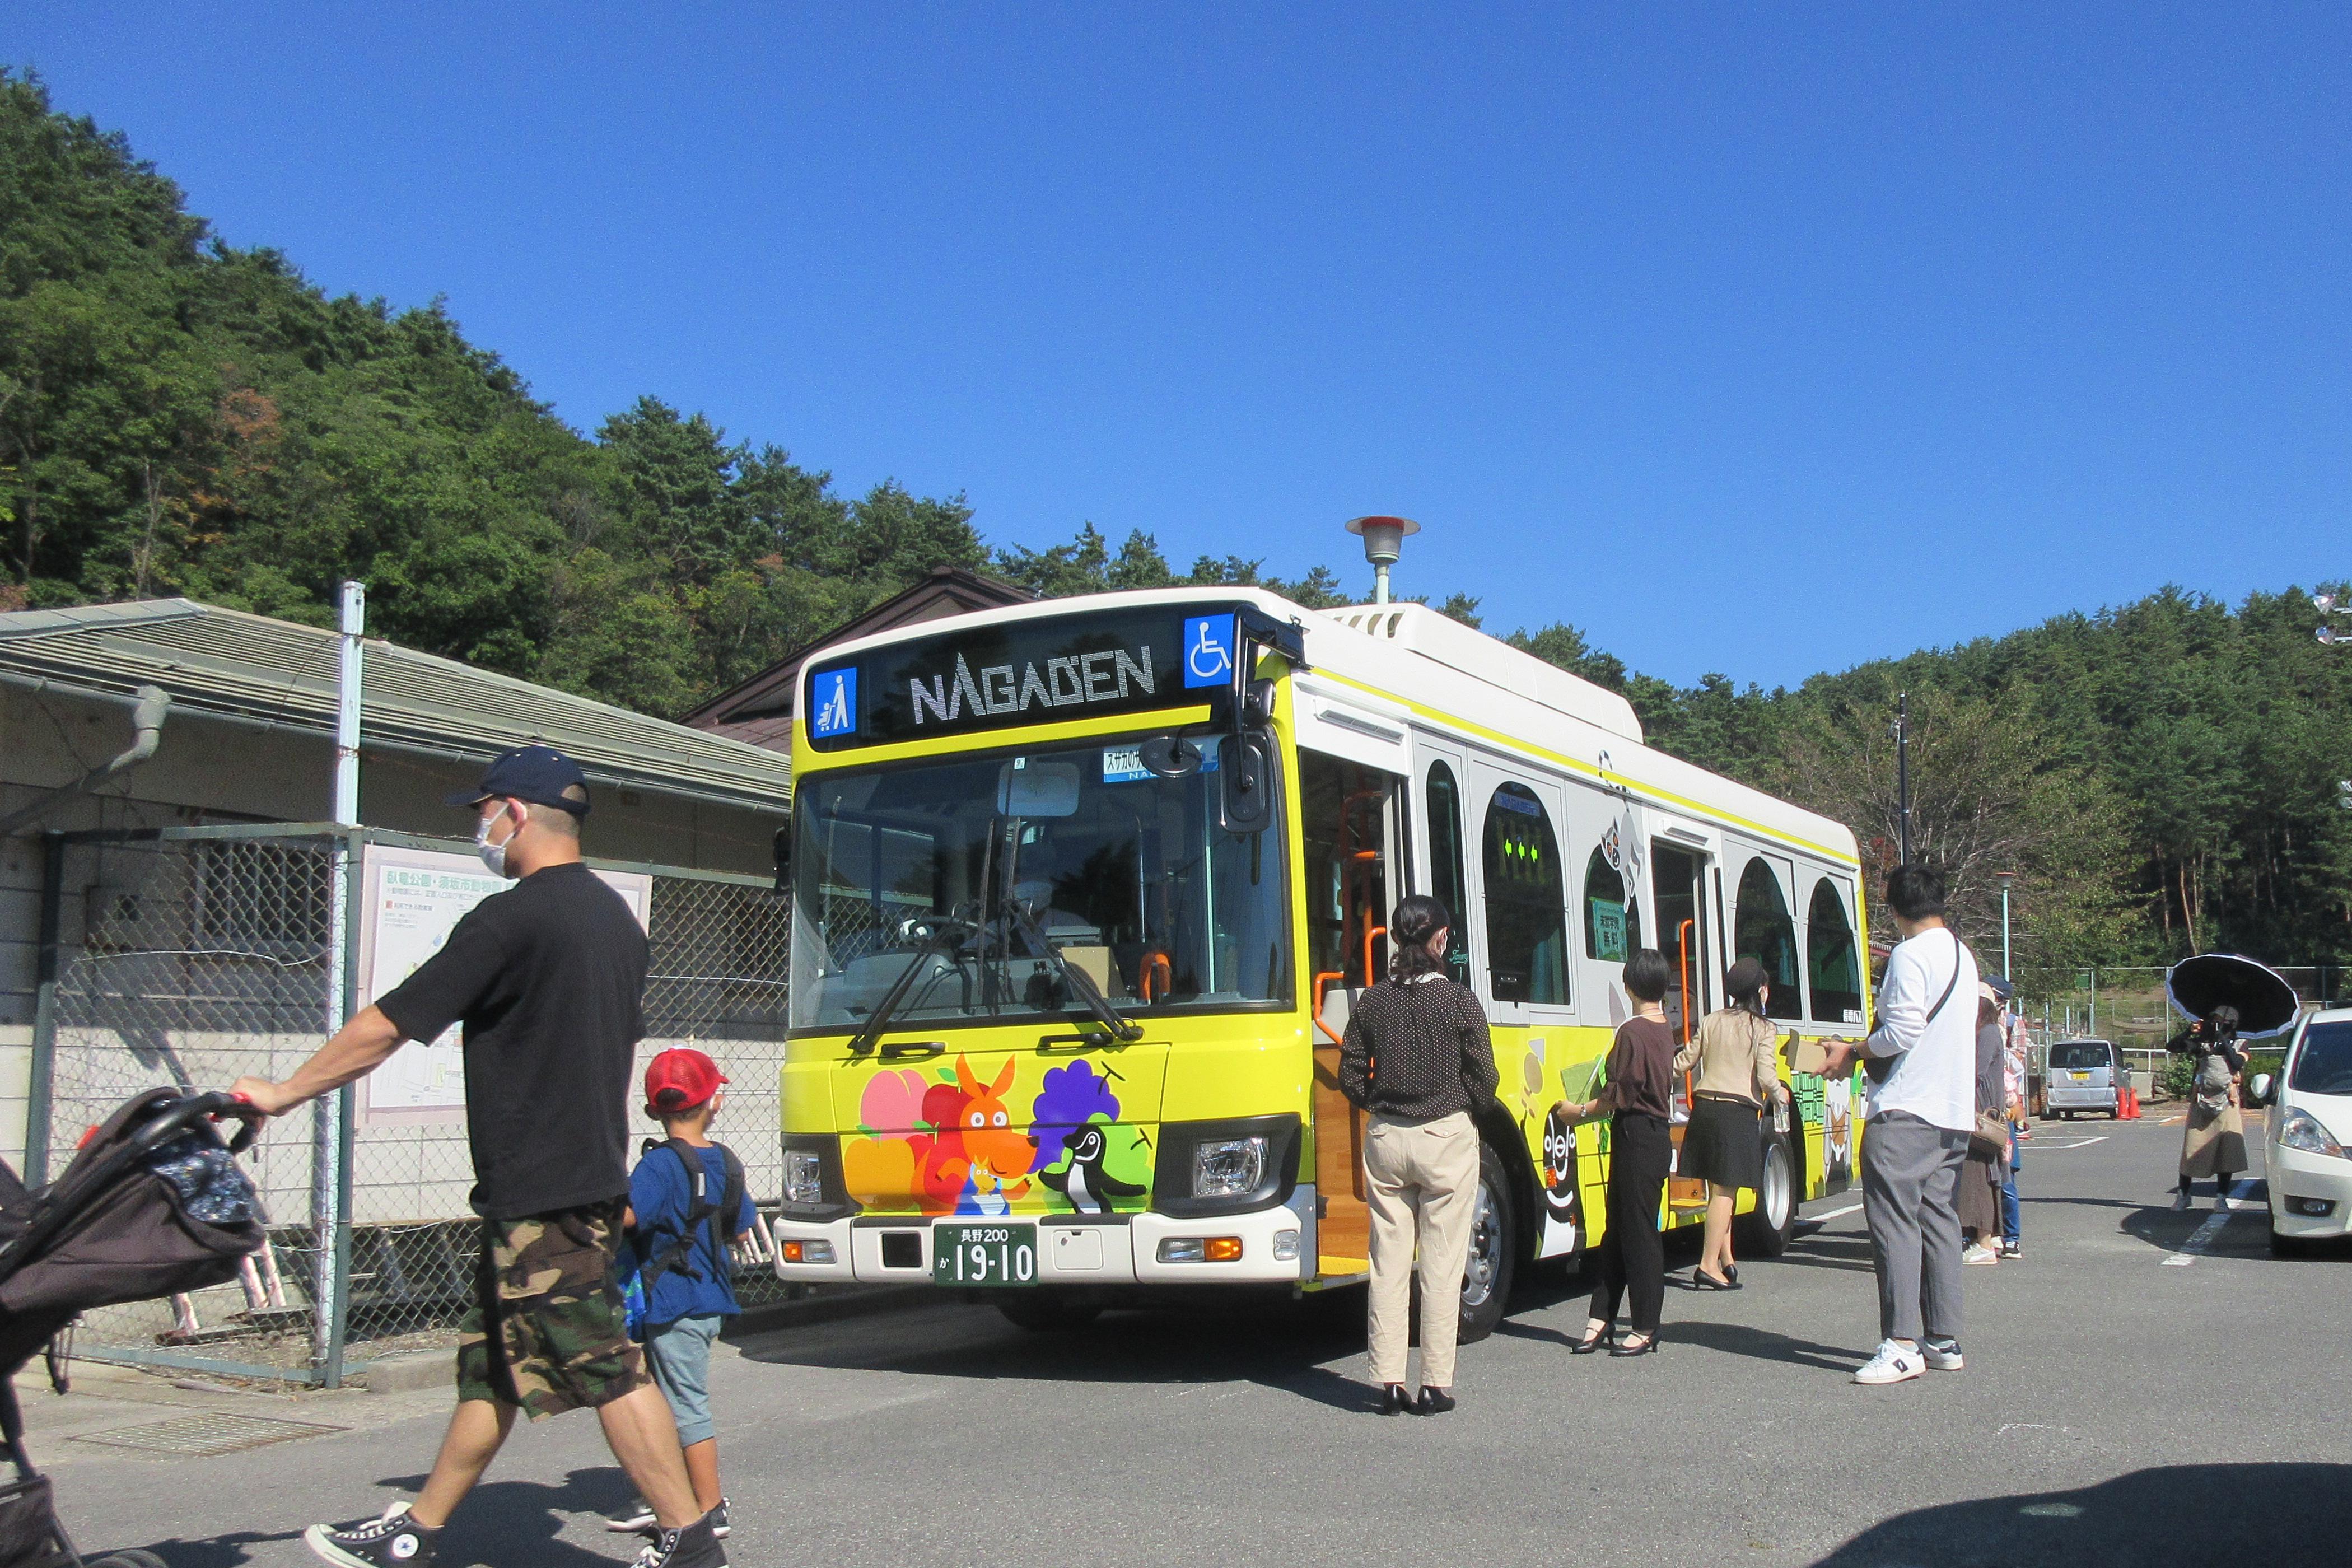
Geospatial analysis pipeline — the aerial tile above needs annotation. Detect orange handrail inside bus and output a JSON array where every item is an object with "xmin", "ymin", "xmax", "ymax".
[
  {"xmin": 1364, "ymin": 925, "xmax": 1387, "ymax": 987},
  {"xmin": 1313, "ymin": 971, "xmax": 1346, "ymax": 1044}
]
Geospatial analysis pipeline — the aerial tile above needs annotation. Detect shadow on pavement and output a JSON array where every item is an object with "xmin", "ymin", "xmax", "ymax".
[
  {"xmin": 1815, "ymin": 1463, "xmax": 2352, "ymax": 1567},
  {"xmin": 111, "ymin": 1530, "xmax": 298, "ymax": 1568},
  {"xmin": 1663, "ymin": 1320, "xmax": 1869, "ymax": 1372},
  {"xmin": 736, "ymin": 1286, "xmax": 1382, "ymax": 1409}
]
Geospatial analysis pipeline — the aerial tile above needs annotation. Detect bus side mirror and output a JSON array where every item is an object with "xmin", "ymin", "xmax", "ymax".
[
  {"xmin": 773, "ymin": 823, "xmax": 792, "ymax": 894},
  {"xmin": 1240, "ymin": 676, "xmax": 1277, "ymax": 729},
  {"xmin": 1217, "ymin": 732, "xmax": 1273, "ymax": 833}
]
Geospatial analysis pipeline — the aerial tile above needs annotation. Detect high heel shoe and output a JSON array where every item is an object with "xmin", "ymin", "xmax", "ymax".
[
  {"xmin": 1415, "ymin": 1386, "xmax": 1457, "ymax": 1415},
  {"xmin": 1571, "ymin": 1322, "xmax": 1614, "ymax": 1354},
  {"xmin": 1724, "ymin": 1264, "xmax": 1739, "ymax": 1286},
  {"xmin": 1693, "ymin": 1268, "xmax": 1740, "ymax": 1291},
  {"xmin": 1609, "ymin": 1331, "xmax": 1660, "ymax": 1357},
  {"xmin": 1380, "ymin": 1383, "xmax": 1410, "ymax": 1415}
]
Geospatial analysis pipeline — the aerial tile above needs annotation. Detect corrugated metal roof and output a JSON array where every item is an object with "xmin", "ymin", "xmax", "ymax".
[{"xmin": 0, "ymin": 599, "xmax": 792, "ymax": 810}]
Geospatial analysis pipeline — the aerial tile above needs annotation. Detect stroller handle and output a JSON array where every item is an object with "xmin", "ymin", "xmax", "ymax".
[{"xmin": 134, "ymin": 1091, "xmax": 265, "ymax": 1157}]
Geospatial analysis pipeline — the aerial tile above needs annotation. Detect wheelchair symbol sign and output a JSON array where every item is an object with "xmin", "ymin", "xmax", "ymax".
[{"xmin": 1183, "ymin": 615, "xmax": 1235, "ymax": 689}]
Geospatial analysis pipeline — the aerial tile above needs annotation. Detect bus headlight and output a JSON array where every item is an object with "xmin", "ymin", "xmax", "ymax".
[
  {"xmin": 783, "ymin": 1150, "xmax": 826, "ymax": 1205},
  {"xmin": 1193, "ymin": 1136, "xmax": 1267, "ymax": 1198}
]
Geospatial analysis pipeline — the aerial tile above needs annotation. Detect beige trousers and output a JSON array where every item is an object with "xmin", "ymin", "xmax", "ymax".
[{"xmin": 1362, "ymin": 1109, "xmax": 1481, "ymax": 1388}]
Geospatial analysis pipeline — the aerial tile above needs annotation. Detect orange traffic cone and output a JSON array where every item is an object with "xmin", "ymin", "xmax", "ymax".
[{"xmin": 2120, "ymin": 1085, "xmax": 2140, "ymax": 1120}]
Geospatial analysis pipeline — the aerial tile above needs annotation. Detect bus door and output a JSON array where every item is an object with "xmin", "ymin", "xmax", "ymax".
[
  {"xmin": 1300, "ymin": 748, "xmax": 1403, "ymax": 1274},
  {"xmin": 1651, "ymin": 836, "xmax": 1716, "ymax": 1215}
]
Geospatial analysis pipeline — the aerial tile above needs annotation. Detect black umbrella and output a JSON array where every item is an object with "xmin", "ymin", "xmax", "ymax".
[{"xmin": 2164, "ymin": 953, "xmax": 2301, "ymax": 1039}]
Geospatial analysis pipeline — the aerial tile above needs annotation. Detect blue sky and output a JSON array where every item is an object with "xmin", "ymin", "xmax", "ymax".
[{"xmin": 15, "ymin": 4, "xmax": 2348, "ymax": 688}]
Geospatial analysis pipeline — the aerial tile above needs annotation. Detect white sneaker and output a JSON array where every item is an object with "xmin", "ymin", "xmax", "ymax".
[
  {"xmin": 1921, "ymin": 1337, "xmax": 1964, "ymax": 1371},
  {"xmin": 2171, "ymin": 1189, "xmax": 2191, "ymax": 1212},
  {"xmin": 1962, "ymin": 1243, "xmax": 2000, "ymax": 1266},
  {"xmin": 1852, "ymin": 1339, "xmax": 1925, "ymax": 1385}
]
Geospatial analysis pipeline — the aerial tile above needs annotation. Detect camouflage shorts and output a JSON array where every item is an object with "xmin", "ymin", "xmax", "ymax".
[{"xmin": 456, "ymin": 1198, "xmax": 646, "ymax": 1421}]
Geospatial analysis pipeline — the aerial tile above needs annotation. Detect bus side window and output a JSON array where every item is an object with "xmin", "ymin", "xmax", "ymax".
[
  {"xmin": 1426, "ymin": 761, "xmax": 1471, "ymax": 987},
  {"xmin": 1583, "ymin": 846, "xmax": 1630, "ymax": 963},
  {"xmin": 1481, "ymin": 781, "xmax": 1569, "ymax": 1006},
  {"xmin": 1735, "ymin": 858, "xmax": 1806, "ymax": 1021},
  {"xmin": 1807, "ymin": 879, "xmax": 1864, "ymax": 1024}
]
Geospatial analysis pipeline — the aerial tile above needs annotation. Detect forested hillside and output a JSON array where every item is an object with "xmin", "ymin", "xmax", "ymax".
[
  {"xmin": 0, "ymin": 72, "xmax": 1341, "ymax": 717},
  {"xmin": 4, "ymin": 71, "xmax": 2347, "ymax": 978}
]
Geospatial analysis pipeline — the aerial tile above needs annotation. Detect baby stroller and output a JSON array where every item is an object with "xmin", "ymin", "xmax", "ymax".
[{"xmin": 0, "ymin": 1090, "xmax": 265, "ymax": 1568}]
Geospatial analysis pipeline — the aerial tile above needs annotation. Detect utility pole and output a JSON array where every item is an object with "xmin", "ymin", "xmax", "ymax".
[
  {"xmin": 1893, "ymin": 692, "xmax": 1914, "ymax": 865},
  {"xmin": 1995, "ymin": 871, "xmax": 2016, "ymax": 980}
]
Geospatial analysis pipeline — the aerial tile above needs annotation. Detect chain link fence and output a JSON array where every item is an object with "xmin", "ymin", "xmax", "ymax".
[{"xmin": 26, "ymin": 824, "xmax": 794, "ymax": 1387}]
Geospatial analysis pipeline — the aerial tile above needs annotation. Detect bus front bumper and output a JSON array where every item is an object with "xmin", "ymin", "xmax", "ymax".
[{"xmin": 772, "ymin": 1187, "xmax": 1316, "ymax": 1286}]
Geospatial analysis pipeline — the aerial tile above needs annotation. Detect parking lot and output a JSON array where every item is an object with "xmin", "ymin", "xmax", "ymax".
[{"xmin": 26, "ymin": 1116, "xmax": 2349, "ymax": 1568}]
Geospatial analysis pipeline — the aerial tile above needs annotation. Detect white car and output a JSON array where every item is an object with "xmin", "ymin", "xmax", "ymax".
[{"xmin": 2252, "ymin": 1006, "xmax": 2352, "ymax": 1257}]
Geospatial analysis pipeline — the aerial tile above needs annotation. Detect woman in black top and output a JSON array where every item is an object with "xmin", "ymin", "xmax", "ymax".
[
  {"xmin": 1340, "ymin": 894, "xmax": 1498, "ymax": 1415},
  {"xmin": 1557, "ymin": 949, "xmax": 1678, "ymax": 1356}
]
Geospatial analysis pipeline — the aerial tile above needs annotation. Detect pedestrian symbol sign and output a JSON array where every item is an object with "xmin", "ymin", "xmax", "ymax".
[{"xmin": 811, "ymin": 668, "xmax": 858, "ymax": 738}]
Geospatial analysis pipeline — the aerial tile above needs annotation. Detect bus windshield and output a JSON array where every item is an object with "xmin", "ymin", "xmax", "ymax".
[{"xmin": 790, "ymin": 738, "xmax": 1288, "ymax": 1034}]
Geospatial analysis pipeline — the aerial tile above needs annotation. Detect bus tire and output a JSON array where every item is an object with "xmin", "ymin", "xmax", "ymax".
[
  {"xmin": 1456, "ymin": 1138, "xmax": 1516, "ymax": 1345},
  {"xmin": 996, "ymin": 1291, "xmax": 1104, "ymax": 1333},
  {"xmin": 1734, "ymin": 1127, "xmax": 1799, "ymax": 1258}
]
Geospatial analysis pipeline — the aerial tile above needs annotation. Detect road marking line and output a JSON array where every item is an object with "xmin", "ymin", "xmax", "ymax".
[
  {"xmin": 2162, "ymin": 1209, "xmax": 2234, "ymax": 1265},
  {"xmin": 1808, "ymin": 1202, "xmax": 1864, "ymax": 1221},
  {"xmin": 2036, "ymin": 1137, "xmax": 2109, "ymax": 1150}
]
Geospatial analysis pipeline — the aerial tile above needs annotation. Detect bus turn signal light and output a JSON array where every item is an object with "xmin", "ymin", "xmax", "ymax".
[
  {"xmin": 781, "ymin": 1239, "xmax": 835, "ymax": 1265},
  {"xmin": 1204, "ymin": 1236, "xmax": 1243, "ymax": 1262}
]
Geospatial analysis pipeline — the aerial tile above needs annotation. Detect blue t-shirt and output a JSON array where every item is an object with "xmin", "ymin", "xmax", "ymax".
[{"xmin": 628, "ymin": 1142, "xmax": 758, "ymax": 1325}]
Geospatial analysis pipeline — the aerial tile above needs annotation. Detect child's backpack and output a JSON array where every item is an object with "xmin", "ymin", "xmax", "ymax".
[{"xmin": 618, "ymin": 1137, "xmax": 748, "ymax": 1341}]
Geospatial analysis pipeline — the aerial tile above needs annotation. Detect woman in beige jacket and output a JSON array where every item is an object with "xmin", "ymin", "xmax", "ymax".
[{"xmin": 1674, "ymin": 958, "xmax": 1788, "ymax": 1289}]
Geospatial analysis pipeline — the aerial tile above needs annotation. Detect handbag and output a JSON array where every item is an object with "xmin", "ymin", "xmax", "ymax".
[{"xmin": 1969, "ymin": 1109, "xmax": 2010, "ymax": 1160}]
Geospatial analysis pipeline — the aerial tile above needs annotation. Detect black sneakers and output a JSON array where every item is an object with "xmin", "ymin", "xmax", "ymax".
[
  {"xmin": 609, "ymin": 1499, "xmax": 730, "ymax": 1540},
  {"xmin": 303, "ymin": 1502, "xmax": 438, "ymax": 1568},
  {"xmin": 631, "ymin": 1514, "xmax": 727, "ymax": 1568}
]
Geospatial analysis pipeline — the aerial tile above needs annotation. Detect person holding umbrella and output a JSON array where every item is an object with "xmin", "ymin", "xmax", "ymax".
[
  {"xmin": 2173, "ymin": 1005, "xmax": 2249, "ymax": 1212},
  {"xmin": 2163, "ymin": 953, "xmax": 2299, "ymax": 1213}
]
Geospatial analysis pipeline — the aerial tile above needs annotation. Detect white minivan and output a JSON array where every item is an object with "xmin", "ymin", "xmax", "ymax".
[{"xmin": 2252, "ymin": 1006, "xmax": 2352, "ymax": 1257}]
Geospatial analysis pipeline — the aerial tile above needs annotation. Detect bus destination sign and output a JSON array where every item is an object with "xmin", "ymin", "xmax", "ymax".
[{"xmin": 802, "ymin": 605, "xmax": 1240, "ymax": 750}]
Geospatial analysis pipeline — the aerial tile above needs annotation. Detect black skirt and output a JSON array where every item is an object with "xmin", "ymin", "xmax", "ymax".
[{"xmin": 1679, "ymin": 1095, "xmax": 1763, "ymax": 1190}]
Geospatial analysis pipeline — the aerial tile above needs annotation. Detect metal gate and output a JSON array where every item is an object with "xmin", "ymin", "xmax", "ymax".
[{"xmin": 25, "ymin": 823, "xmax": 792, "ymax": 1387}]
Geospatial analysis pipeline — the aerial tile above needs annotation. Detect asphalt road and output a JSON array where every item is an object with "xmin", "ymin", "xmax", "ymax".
[{"xmin": 32, "ymin": 1115, "xmax": 2352, "ymax": 1568}]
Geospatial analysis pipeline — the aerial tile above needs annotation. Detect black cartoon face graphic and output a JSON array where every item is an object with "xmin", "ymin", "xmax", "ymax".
[
  {"xmin": 1068, "ymin": 1125, "xmax": 1108, "ymax": 1165},
  {"xmin": 1542, "ymin": 1108, "xmax": 1580, "ymax": 1216}
]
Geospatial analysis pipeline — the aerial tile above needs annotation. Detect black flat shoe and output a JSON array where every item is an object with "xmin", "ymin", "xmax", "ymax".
[
  {"xmin": 1693, "ymin": 1269, "xmax": 1741, "ymax": 1291},
  {"xmin": 1380, "ymin": 1383, "xmax": 1410, "ymax": 1416},
  {"xmin": 1610, "ymin": 1332, "xmax": 1660, "ymax": 1357},
  {"xmin": 1571, "ymin": 1326, "xmax": 1614, "ymax": 1355},
  {"xmin": 1415, "ymin": 1386, "xmax": 1457, "ymax": 1415}
]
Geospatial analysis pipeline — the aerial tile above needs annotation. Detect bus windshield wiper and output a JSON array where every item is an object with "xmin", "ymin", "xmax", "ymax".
[
  {"xmin": 847, "ymin": 916, "xmax": 970, "ymax": 1058},
  {"xmin": 1008, "ymin": 903, "xmax": 1144, "ymax": 1043}
]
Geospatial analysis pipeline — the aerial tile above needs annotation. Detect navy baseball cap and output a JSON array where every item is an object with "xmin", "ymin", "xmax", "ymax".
[{"xmin": 446, "ymin": 744, "xmax": 591, "ymax": 816}]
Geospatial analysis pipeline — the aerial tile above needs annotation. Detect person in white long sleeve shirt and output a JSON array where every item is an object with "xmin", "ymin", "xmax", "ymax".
[{"xmin": 1821, "ymin": 865, "xmax": 1980, "ymax": 1386}]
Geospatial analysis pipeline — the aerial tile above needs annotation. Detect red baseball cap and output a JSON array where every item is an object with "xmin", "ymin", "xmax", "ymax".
[{"xmin": 645, "ymin": 1048, "xmax": 727, "ymax": 1114}]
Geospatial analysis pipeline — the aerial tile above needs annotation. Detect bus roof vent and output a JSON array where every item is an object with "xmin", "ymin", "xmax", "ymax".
[{"xmin": 1317, "ymin": 602, "xmax": 1644, "ymax": 744}]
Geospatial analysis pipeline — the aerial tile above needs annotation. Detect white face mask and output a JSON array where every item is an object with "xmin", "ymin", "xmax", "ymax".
[{"xmin": 475, "ymin": 803, "xmax": 520, "ymax": 878}]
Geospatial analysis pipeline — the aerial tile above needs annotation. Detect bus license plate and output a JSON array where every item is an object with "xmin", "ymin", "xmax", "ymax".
[{"xmin": 932, "ymin": 1224, "xmax": 1037, "ymax": 1287}]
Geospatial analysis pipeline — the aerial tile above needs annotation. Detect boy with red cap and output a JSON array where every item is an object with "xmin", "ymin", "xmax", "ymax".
[{"xmin": 605, "ymin": 1049, "xmax": 757, "ymax": 1541}]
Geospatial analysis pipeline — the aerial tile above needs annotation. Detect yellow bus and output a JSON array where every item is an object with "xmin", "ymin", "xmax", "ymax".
[{"xmin": 771, "ymin": 588, "xmax": 1871, "ymax": 1335}]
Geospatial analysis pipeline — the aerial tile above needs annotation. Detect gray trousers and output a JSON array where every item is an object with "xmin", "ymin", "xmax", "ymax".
[{"xmin": 1860, "ymin": 1110, "xmax": 1968, "ymax": 1343}]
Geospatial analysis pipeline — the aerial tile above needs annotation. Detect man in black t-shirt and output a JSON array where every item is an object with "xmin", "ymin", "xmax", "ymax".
[{"xmin": 230, "ymin": 746, "xmax": 722, "ymax": 1568}]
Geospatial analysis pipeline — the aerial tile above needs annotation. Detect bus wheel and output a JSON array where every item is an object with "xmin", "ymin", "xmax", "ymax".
[
  {"xmin": 1457, "ymin": 1140, "xmax": 1516, "ymax": 1345},
  {"xmin": 1734, "ymin": 1130, "xmax": 1799, "ymax": 1258},
  {"xmin": 996, "ymin": 1291, "xmax": 1104, "ymax": 1333}
]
